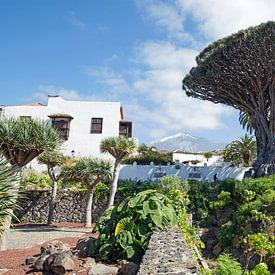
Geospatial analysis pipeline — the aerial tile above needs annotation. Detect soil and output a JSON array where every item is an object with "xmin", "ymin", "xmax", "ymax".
[{"xmin": 0, "ymin": 223, "xmax": 97, "ymax": 275}]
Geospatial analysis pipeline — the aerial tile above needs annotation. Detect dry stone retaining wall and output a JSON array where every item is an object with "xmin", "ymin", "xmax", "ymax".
[
  {"xmin": 138, "ymin": 226, "xmax": 198, "ymax": 275},
  {"xmin": 16, "ymin": 190, "xmax": 111, "ymax": 223}
]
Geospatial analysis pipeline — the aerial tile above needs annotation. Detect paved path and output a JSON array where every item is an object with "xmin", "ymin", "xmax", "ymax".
[{"xmin": 6, "ymin": 226, "xmax": 91, "ymax": 250}]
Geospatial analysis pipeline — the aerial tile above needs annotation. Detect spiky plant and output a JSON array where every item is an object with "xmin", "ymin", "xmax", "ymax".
[
  {"xmin": 38, "ymin": 150, "xmax": 66, "ymax": 224},
  {"xmin": 100, "ymin": 136, "xmax": 136, "ymax": 207},
  {"xmin": 0, "ymin": 158, "xmax": 19, "ymax": 242},
  {"xmin": 0, "ymin": 117, "xmax": 62, "ymax": 168},
  {"xmin": 62, "ymin": 157, "xmax": 112, "ymax": 227}
]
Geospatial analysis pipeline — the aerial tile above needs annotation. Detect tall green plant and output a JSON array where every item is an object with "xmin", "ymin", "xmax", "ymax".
[
  {"xmin": 38, "ymin": 150, "xmax": 66, "ymax": 224},
  {"xmin": 0, "ymin": 117, "xmax": 61, "ymax": 249},
  {"xmin": 0, "ymin": 117, "xmax": 62, "ymax": 169},
  {"xmin": 0, "ymin": 159, "xmax": 20, "ymax": 243},
  {"xmin": 62, "ymin": 157, "xmax": 112, "ymax": 227},
  {"xmin": 100, "ymin": 136, "xmax": 136, "ymax": 207},
  {"xmin": 223, "ymin": 135, "xmax": 256, "ymax": 167}
]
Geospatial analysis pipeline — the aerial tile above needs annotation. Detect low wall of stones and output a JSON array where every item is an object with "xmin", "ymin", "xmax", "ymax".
[
  {"xmin": 138, "ymin": 226, "xmax": 198, "ymax": 275},
  {"xmin": 16, "ymin": 190, "xmax": 112, "ymax": 224}
]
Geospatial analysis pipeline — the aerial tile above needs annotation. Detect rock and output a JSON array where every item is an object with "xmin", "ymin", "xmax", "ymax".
[
  {"xmin": 89, "ymin": 263, "xmax": 118, "ymax": 275},
  {"xmin": 83, "ymin": 257, "xmax": 96, "ymax": 270},
  {"xmin": 213, "ymin": 244, "xmax": 222, "ymax": 257},
  {"xmin": 43, "ymin": 253, "xmax": 56, "ymax": 271},
  {"xmin": 25, "ymin": 256, "xmax": 38, "ymax": 265},
  {"xmin": 34, "ymin": 255, "xmax": 50, "ymax": 271},
  {"xmin": 41, "ymin": 240, "xmax": 71, "ymax": 255},
  {"xmin": 76, "ymin": 237, "xmax": 90, "ymax": 251},
  {"xmin": 118, "ymin": 260, "xmax": 139, "ymax": 275},
  {"xmin": 50, "ymin": 252, "xmax": 75, "ymax": 275},
  {"xmin": 77, "ymin": 237, "xmax": 97, "ymax": 257}
]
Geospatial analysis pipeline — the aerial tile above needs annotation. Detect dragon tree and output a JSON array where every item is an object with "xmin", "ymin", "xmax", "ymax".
[{"xmin": 182, "ymin": 21, "xmax": 275, "ymax": 177}]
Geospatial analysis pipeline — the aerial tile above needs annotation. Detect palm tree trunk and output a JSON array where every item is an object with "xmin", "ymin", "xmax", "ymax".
[
  {"xmin": 107, "ymin": 159, "xmax": 120, "ymax": 208},
  {"xmin": 0, "ymin": 165, "xmax": 21, "ymax": 250},
  {"xmin": 85, "ymin": 187, "xmax": 93, "ymax": 228},
  {"xmin": 47, "ymin": 179, "xmax": 58, "ymax": 225}
]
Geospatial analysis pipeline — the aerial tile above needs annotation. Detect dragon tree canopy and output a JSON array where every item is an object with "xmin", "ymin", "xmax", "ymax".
[{"xmin": 182, "ymin": 21, "xmax": 275, "ymax": 177}]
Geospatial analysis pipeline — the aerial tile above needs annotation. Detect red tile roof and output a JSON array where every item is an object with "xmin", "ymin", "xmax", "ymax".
[{"xmin": 19, "ymin": 103, "xmax": 45, "ymax": 106}]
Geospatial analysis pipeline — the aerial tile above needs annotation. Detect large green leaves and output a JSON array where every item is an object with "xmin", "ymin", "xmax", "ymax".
[{"xmin": 90, "ymin": 190, "xmax": 177, "ymax": 263}]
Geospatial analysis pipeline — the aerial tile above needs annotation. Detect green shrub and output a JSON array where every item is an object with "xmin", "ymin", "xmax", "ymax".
[
  {"xmin": 248, "ymin": 263, "xmax": 270, "ymax": 275},
  {"xmin": 159, "ymin": 176, "xmax": 189, "ymax": 193},
  {"xmin": 94, "ymin": 182, "xmax": 110, "ymax": 203},
  {"xmin": 218, "ymin": 221, "xmax": 234, "ymax": 247},
  {"xmin": 89, "ymin": 190, "xmax": 177, "ymax": 263},
  {"xmin": 215, "ymin": 253, "xmax": 243, "ymax": 275},
  {"xmin": 245, "ymin": 233, "xmax": 275, "ymax": 259},
  {"xmin": 122, "ymin": 151, "xmax": 173, "ymax": 165},
  {"xmin": 117, "ymin": 180, "xmax": 159, "ymax": 198},
  {"xmin": 210, "ymin": 191, "xmax": 231, "ymax": 209}
]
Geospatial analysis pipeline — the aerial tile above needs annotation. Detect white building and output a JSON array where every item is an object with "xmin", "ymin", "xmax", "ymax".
[{"xmin": 0, "ymin": 95, "xmax": 133, "ymax": 161}]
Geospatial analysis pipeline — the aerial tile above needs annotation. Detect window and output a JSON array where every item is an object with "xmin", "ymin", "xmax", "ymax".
[
  {"xmin": 52, "ymin": 119, "xmax": 71, "ymax": 140},
  {"xmin": 119, "ymin": 121, "xmax": 132, "ymax": 138},
  {"xmin": 91, "ymin": 118, "xmax": 103, "ymax": 134},
  {"xmin": 48, "ymin": 114, "xmax": 73, "ymax": 141}
]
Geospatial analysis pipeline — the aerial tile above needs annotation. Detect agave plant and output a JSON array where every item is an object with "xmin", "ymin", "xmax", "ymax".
[
  {"xmin": 100, "ymin": 136, "xmax": 136, "ymax": 207},
  {"xmin": 62, "ymin": 157, "xmax": 112, "ymax": 227},
  {"xmin": 0, "ymin": 158, "xmax": 19, "ymax": 243}
]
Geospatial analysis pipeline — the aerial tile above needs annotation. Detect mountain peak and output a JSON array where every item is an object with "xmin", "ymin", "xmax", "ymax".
[{"xmin": 149, "ymin": 132, "xmax": 226, "ymax": 152}]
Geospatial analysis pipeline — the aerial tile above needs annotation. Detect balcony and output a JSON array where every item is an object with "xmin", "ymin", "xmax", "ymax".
[{"xmin": 119, "ymin": 120, "xmax": 132, "ymax": 138}]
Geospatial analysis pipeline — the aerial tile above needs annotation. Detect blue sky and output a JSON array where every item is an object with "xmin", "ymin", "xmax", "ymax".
[{"xmin": 1, "ymin": 0, "xmax": 274, "ymax": 143}]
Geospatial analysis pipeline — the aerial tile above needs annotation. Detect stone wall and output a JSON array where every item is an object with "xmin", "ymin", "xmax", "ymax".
[
  {"xmin": 16, "ymin": 190, "xmax": 110, "ymax": 224},
  {"xmin": 138, "ymin": 226, "xmax": 198, "ymax": 274}
]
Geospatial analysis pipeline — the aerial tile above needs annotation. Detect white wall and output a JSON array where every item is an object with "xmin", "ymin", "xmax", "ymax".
[
  {"xmin": 1, "ymin": 96, "xmax": 122, "ymax": 166},
  {"xmin": 119, "ymin": 164, "xmax": 249, "ymax": 182},
  {"xmin": 173, "ymin": 152, "xmax": 221, "ymax": 166}
]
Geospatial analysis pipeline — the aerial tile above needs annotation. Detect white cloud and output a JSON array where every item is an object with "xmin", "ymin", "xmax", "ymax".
[
  {"xmin": 86, "ymin": 67, "xmax": 131, "ymax": 94},
  {"xmin": 130, "ymin": 0, "xmax": 274, "ymax": 139},
  {"xmin": 138, "ymin": 0, "xmax": 275, "ymax": 41},
  {"xmin": 177, "ymin": 0, "xmax": 275, "ymax": 40},
  {"xmin": 67, "ymin": 11, "xmax": 86, "ymax": 30},
  {"xmin": 32, "ymin": 85, "xmax": 101, "ymax": 103}
]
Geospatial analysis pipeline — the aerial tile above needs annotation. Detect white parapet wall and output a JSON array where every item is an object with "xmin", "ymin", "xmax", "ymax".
[{"xmin": 119, "ymin": 164, "xmax": 250, "ymax": 182}]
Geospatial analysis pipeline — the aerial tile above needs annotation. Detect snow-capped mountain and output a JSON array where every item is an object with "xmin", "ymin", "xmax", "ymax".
[{"xmin": 149, "ymin": 133, "xmax": 226, "ymax": 152}]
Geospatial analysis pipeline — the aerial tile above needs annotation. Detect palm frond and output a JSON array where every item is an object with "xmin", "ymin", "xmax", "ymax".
[
  {"xmin": 0, "ymin": 117, "xmax": 62, "ymax": 166},
  {"xmin": 100, "ymin": 136, "xmax": 136, "ymax": 160},
  {"xmin": 61, "ymin": 157, "xmax": 112, "ymax": 185}
]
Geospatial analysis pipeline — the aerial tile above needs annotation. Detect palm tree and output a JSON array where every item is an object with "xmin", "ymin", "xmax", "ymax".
[
  {"xmin": 100, "ymin": 136, "xmax": 136, "ymax": 207},
  {"xmin": 239, "ymin": 111, "xmax": 254, "ymax": 134},
  {"xmin": 224, "ymin": 135, "xmax": 257, "ymax": 167},
  {"xmin": 0, "ymin": 158, "xmax": 20, "ymax": 248},
  {"xmin": 62, "ymin": 157, "xmax": 112, "ymax": 227},
  {"xmin": 37, "ymin": 150, "xmax": 66, "ymax": 225}
]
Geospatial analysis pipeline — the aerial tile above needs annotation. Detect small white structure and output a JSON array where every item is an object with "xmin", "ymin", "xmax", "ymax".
[
  {"xmin": 0, "ymin": 95, "xmax": 133, "ymax": 161},
  {"xmin": 172, "ymin": 150, "xmax": 221, "ymax": 166}
]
